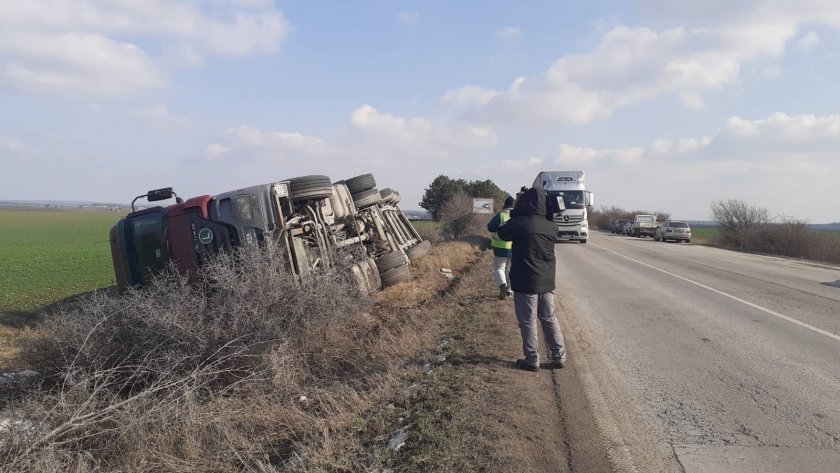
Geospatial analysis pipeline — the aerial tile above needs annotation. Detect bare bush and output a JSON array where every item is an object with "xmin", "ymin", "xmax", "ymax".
[
  {"xmin": 2, "ymin": 242, "xmax": 373, "ymax": 471},
  {"xmin": 589, "ymin": 206, "xmax": 671, "ymax": 230},
  {"xmin": 439, "ymin": 191, "xmax": 482, "ymax": 240},
  {"xmin": 708, "ymin": 201, "xmax": 840, "ymax": 264},
  {"xmin": 711, "ymin": 199, "xmax": 771, "ymax": 248}
]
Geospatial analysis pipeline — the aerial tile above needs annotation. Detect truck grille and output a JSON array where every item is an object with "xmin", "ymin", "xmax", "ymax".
[{"xmin": 554, "ymin": 214, "xmax": 583, "ymax": 224}]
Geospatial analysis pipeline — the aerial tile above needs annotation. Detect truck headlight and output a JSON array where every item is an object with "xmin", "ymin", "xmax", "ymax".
[{"xmin": 273, "ymin": 182, "xmax": 290, "ymax": 198}]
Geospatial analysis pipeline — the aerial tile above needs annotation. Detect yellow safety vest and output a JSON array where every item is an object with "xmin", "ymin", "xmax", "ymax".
[{"xmin": 491, "ymin": 210, "xmax": 512, "ymax": 250}]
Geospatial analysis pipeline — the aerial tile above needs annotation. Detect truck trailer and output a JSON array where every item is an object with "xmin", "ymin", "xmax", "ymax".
[{"xmin": 532, "ymin": 171, "xmax": 594, "ymax": 243}]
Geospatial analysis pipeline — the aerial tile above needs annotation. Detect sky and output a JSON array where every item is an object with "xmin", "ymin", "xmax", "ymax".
[{"xmin": 1, "ymin": 0, "xmax": 839, "ymax": 223}]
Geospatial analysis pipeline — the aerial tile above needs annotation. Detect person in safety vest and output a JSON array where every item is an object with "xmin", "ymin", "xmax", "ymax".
[{"xmin": 487, "ymin": 196, "xmax": 516, "ymax": 300}]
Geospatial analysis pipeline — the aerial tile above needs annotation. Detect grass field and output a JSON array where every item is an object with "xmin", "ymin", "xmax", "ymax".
[
  {"xmin": 689, "ymin": 227, "xmax": 719, "ymax": 244},
  {"xmin": 0, "ymin": 208, "xmax": 119, "ymax": 313}
]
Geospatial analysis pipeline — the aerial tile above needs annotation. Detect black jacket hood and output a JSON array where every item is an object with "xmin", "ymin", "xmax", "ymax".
[{"xmin": 513, "ymin": 187, "xmax": 546, "ymax": 217}]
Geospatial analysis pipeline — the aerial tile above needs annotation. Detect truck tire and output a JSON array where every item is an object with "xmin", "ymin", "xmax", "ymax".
[
  {"xmin": 289, "ymin": 175, "xmax": 334, "ymax": 201},
  {"xmin": 380, "ymin": 188, "xmax": 401, "ymax": 204},
  {"xmin": 352, "ymin": 188, "xmax": 383, "ymax": 209},
  {"xmin": 406, "ymin": 240, "xmax": 431, "ymax": 261},
  {"xmin": 375, "ymin": 251, "xmax": 407, "ymax": 273},
  {"xmin": 580, "ymin": 239, "xmax": 587, "ymax": 244},
  {"xmin": 380, "ymin": 264, "xmax": 411, "ymax": 288},
  {"xmin": 345, "ymin": 173, "xmax": 376, "ymax": 194}
]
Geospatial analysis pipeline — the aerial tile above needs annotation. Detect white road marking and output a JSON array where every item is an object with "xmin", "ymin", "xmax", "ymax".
[{"xmin": 592, "ymin": 243, "xmax": 840, "ymax": 344}]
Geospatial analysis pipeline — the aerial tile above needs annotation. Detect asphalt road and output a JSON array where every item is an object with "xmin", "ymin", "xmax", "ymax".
[{"xmin": 555, "ymin": 231, "xmax": 840, "ymax": 473}]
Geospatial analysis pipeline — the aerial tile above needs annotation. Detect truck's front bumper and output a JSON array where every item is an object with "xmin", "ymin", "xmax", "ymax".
[{"xmin": 555, "ymin": 225, "xmax": 588, "ymax": 241}]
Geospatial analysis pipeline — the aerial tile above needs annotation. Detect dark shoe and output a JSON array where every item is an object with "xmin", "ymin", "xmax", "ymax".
[
  {"xmin": 498, "ymin": 284, "xmax": 508, "ymax": 300},
  {"xmin": 515, "ymin": 359, "xmax": 539, "ymax": 372},
  {"xmin": 550, "ymin": 359, "xmax": 565, "ymax": 369},
  {"xmin": 506, "ymin": 290, "xmax": 513, "ymax": 298}
]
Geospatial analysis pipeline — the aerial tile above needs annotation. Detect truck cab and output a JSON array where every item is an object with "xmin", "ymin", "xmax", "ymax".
[
  {"xmin": 533, "ymin": 171, "xmax": 594, "ymax": 243},
  {"xmin": 110, "ymin": 190, "xmax": 239, "ymax": 291}
]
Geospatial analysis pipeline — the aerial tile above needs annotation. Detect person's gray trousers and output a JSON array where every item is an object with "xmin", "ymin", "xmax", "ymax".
[{"xmin": 513, "ymin": 291, "xmax": 566, "ymax": 366}]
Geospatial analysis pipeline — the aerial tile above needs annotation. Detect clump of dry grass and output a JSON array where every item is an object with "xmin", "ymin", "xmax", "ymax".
[
  {"xmin": 374, "ymin": 241, "xmax": 483, "ymax": 310},
  {"xmin": 0, "ymin": 239, "xmax": 484, "ymax": 472}
]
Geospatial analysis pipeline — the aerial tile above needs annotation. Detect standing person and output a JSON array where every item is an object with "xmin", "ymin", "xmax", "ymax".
[
  {"xmin": 487, "ymin": 196, "xmax": 515, "ymax": 300},
  {"xmin": 497, "ymin": 187, "xmax": 566, "ymax": 372}
]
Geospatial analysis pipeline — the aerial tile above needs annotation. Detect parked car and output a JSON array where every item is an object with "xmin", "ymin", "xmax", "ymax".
[
  {"xmin": 611, "ymin": 219, "xmax": 629, "ymax": 234},
  {"xmin": 632, "ymin": 214, "xmax": 658, "ymax": 237},
  {"xmin": 622, "ymin": 220, "xmax": 633, "ymax": 235},
  {"xmin": 655, "ymin": 220, "xmax": 692, "ymax": 243}
]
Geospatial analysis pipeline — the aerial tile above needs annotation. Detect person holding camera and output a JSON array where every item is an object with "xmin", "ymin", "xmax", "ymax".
[{"xmin": 496, "ymin": 187, "xmax": 566, "ymax": 372}]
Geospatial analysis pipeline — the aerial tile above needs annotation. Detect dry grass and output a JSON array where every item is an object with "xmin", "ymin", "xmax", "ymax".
[
  {"xmin": 0, "ymin": 239, "xmax": 485, "ymax": 472},
  {"xmin": 374, "ymin": 242, "xmax": 483, "ymax": 310}
]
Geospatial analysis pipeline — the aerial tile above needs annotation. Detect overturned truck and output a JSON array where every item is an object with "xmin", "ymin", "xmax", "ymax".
[{"xmin": 109, "ymin": 173, "xmax": 430, "ymax": 293}]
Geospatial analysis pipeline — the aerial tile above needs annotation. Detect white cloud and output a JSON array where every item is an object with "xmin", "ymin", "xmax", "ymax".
[
  {"xmin": 650, "ymin": 136, "xmax": 712, "ymax": 155},
  {"xmin": 555, "ymin": 112, "xmax": 840, "ymax": 221},
  {"xmin": 204, "ymin": 143, "xmax": 231, "ymax": 160},
  {"xmin": 798, "ymin": 31, "xmax": 822, "ymax": 50},
  {"xmin": 556, "ymin": 144, "xmax": 645, "ymax": 164},
  {"xmin": 496, "ymin": 26, "xmax": 522, "ymax": 40},
  {"xmin": 0, "ymin": 136, "xmax": 34, "ymax": 156},
  {"xmin": 349, "ymin": 104, "xmax": 498, "ymax": 152},
  {"xmin": 130, "ymin": 104, "xmax": 190, "ymax": 129},
  {"xmin": 442, "ymin": 1, "xmax": 840, "ymax": 126},
  {"xmin": 221, "ymin": 126, "xmax": 329, "ymax": 156},
  {"xmin": 0, "ymin": 0, "xmax": 289, "ymax": 97},
  {"xmin": 498, "ymin": 157, "xmax": 544, "ymax": 171}
]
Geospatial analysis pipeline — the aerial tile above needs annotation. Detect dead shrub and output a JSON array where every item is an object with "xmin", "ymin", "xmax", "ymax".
[
  {"xmin": 0, "ymin": 239, "xmax": 483, "ymax": 472},
  {"xmin": 438, "ymin": 192, "xmax": 483, "ymax": 241},
  {"xmin": 2, "ymin": 242, "xmax": 372, "ymax": 471}
]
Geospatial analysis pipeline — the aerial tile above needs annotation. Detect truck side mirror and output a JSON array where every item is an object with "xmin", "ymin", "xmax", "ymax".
[
  {"xmin": 585, "ymin": 191, "xmax": 595, "ymax": 206},
  {"xmin": 147, "ymin": 187, "xmax": 174, "ymax": 202},
  {"xmin": 555, "ymin": 196, "xmax": 566, "ymax": 211}
]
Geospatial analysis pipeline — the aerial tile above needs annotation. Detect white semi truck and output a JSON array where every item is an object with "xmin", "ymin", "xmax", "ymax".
[{"xmin": 532, "ymin": 171, "xmax": 594, "ymax": 244}]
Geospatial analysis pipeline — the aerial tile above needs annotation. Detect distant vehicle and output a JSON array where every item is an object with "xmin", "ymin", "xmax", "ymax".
[
  {"xmin": 623, "ymin": 220, "xmax": 634, "ymax": 235},
  {"xmin": 611, "ymin": 219, "xmax": 629, "ymax": 234},
  {"xmin": 532, "ymin": 171, "xmax": 594, "ymax": 244},
  {"xmin": 632, "ymin": 214, "xmax": 658, "ymax": 238},
  {"xmin": 655, "ymin": 220, "xmax": 692, "ymax": 243}
]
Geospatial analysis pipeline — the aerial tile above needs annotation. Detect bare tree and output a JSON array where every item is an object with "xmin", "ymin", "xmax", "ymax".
[
  {"xmin": 710, "ymin": 199, "xmax": 771, "ymax": 248},
  {"xmin": 438, "ymin": 191, "xmax": 480, "ymax": 240}
]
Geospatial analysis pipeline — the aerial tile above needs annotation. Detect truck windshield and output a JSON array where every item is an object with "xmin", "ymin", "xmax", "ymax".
[
  {"xmin": 125, "ymin": 209, "xmax": 168, "ymax": 284},
  {"xmin": 549, "ymin": 191, "xmax": 585, "ymax": 210}
]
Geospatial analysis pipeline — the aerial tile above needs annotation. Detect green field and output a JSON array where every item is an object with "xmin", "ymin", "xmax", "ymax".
[
  {"xmin": 0, "ymin": 208, "xmax": 119, "ymax": 312},
  {"xmin": 688, "ymin": 227, "xmax": 719, "ymax": 243}
]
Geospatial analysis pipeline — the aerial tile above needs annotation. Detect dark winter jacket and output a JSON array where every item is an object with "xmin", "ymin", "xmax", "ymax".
[{"xmin": 496, "ymin": 188, "xmax": 556, "ymax": 294}]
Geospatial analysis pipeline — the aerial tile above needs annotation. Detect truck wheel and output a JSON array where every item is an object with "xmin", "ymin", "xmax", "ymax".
[
  {"xmin": 406, "ymin": 240, "xmax": 431, "ymax": 261},
  {"xmin": 380, "ymin": 188, "xmax": 401, "ymax": 204},
  {"xmin": 380, "ymin": 264, "xmax": 411, "ymax": 288},
  {"xmin": 289, "ymin": 175, "xmax": 334, "ymax": 201},
  {"xmin": 580, "ymin": 239, "xmax": 587, "ymax": 244},
  {"xmin": 352, "ymin": 188, "xmax": 383, "ymax": 209},
  {"xmin": 345, "ymin": 173, "xmax": 376, "ymax": 194},
  {"xmin": 375, "ymin": 251, "xmax": 407, "ymax": 273}
]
